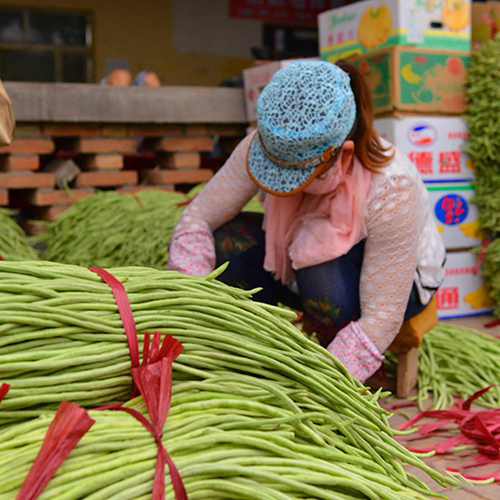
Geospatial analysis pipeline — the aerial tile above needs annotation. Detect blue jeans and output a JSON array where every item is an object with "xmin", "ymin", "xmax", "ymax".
[{"xmin": 214, "ymin": 213, "xmax": 427, "ymax": 347}]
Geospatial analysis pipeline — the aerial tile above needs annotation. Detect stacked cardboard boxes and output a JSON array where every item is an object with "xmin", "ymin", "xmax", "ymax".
[{"xmin": 320, "ymin": 0, "xmax": 491, "ymax": 319}]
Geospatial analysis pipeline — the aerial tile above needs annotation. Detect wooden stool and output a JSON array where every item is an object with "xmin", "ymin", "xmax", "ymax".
[{"xmin": 388, "ymin": 297, "xmax": 438, "ymax": 398}]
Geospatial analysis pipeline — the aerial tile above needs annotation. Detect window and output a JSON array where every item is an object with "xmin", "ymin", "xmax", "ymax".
[{"xmin": 0, "ymin": 8, "xmax": 92, "ymax": 82}]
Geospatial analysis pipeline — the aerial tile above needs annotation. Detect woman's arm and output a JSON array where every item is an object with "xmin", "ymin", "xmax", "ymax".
[
  {"xmin": 327, "ymin": 174, "xmax": 420, "ymax": 381},
  {"xmin": 168, "ymin": 132, "xmax": 259, "ymax": 276}
]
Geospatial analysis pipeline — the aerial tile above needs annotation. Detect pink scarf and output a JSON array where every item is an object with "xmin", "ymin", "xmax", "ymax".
[{"xmin": 262, "ymin": 154, "xmax": 372, "ymax": 285}]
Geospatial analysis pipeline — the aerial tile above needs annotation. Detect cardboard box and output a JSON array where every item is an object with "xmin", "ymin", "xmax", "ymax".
[
  {"xmin": 472, "ymin": 1, "xmax": 500, "ymax": 47},
  {"xmin": 374, "ymin": 115, "xmax": 473, "ymax": 182},
  {"xmin": 436, "ymin": 250, "xmax": 493, "ymax": 319},
  {"xmin": 349, "ymin": 47, "xmax": 470, "ymax": 115},
  {"xmin": 319, "ymin": 0, "xmax": 471, "ymax": 62},
  {"xmin": 426, "ymin": 183, "xmax": 483, "ymax": 250},
  {"xmin": 243, "ymin": 58, "xmax": 318, "ymax": 122}
]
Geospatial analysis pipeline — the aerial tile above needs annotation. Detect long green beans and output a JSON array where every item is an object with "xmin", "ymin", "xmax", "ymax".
[
  {"xmin": 0, "ymin": 376, "xmax": 458, "ymax": 499},
  {"xmin": 385, "ymin": 322, "xmax": 500, "ymax": 410},
  {"xmin": 0, "ymin": 208, "xmax": 39, "ymax": 261},
  {"xmin": 0, "ymin": 260, "xmax": 461, "ymax": 495}
]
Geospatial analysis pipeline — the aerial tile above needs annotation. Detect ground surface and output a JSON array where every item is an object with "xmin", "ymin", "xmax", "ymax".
[{"xmin": 379, "ymin": 315, "xmax": 500, "ymax": 499}]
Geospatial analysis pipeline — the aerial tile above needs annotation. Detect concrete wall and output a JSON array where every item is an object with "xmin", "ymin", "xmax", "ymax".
[{"xmin": 2, "ymin": 0, "xmax": 260, "ymax": 86}]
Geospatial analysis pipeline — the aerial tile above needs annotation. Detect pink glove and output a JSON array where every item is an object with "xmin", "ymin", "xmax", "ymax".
[
  {"xmin": 326, "ymin": 321, "xmax": 384, "ymax": 383},
  {"xmin": 167, "ymin": 229, "xmax": 215, "ymax": 276}
]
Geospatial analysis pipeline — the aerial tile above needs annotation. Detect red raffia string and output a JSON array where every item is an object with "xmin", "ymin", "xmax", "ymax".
[
  {"xmin": 89, "ymin": 268, "xmax": 140, "ymax": 394},
  {"xmin": 397, "ymin": 386, "xmax": 500, "ymax": 481},
  {"xmin": 472, "ymin": 239, "xmax": 492, "ymax": 276},
  {"xmin": 16, "ymin": 402, "xmax": 95, "ymax": 500},
  {"xmin": 99, "ymin": 334, "xmax": 187, "ymax": 500},
  {"xmin": 0, "ymin": 255, "xmax": 3, "ymax": 261},
  {"xmin": 0, "ymin": 383, "xmax": 10, "ymax": 403}
]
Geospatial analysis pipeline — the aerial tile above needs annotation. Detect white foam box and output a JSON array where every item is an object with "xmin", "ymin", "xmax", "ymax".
[
  {"xmin": 243, "ymin": 58, "xmax": 318, "ymax": 122},
  {"xmin": 426, "ymin": 183, "xmax": 483, "ymax": 250},
  {"xmin": 436, "ymin": 250, "xmax": 493, "ymax": 319},
  {"xmin": 319, "ymin": 0, "xmax": 471, "ymax": 62},
  {"xmin": 374, "ymin": 115, "xmax": 473, "ymax": 182}
]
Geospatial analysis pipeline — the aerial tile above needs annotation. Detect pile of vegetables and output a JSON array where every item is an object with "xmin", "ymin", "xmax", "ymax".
[
  {"xmin": 0, "ymin": 260, "xmax": 459, "ymax": 497},
  {"xmin": 0, "ymin": 207, "xmax": 39, "ymax": 261},
  {"xmin": 385, "ymin": 322, "xmax": 500, "ymax": 410},
  {"xmin": 33, "ymin": 189, "xmax": 188, "ymax": 269},
  {"xmin": 465, "ymin": 34, "xmax": 500, "ymax": 313},
  {"xmin": 33, "ymin": 185, "xmax": 263, "ymax": 270}
]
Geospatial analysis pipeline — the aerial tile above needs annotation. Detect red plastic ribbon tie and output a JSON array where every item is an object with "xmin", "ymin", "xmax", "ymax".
[
  {"xmin": 16, "ymin": 402, "xmax": 95, "ymax": 500},
  {"xmin": 89, "ymin": 268, "xmax": 140, "ymax": 370},
  {"xmin": 0, "ymin": 383, "xmax": 10, "ymax": 403},
  {"xmin": 101, "ymin": 334, "xmax": 187, "ymax": 500},
  {"xmin": 397, "ymin": 386, "xmax": 500, "ymax": 481},
  {"xmin": 0, "ymin": 255, "xmax": 3, "ymax": 261}
]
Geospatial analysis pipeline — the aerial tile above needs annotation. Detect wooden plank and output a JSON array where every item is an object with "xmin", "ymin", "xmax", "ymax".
[
  {"xmin": 184, "ymin": 124, "xmax": 208, "ymax": 136},
  {"xmin": 79, "ymin": 154, "xmax": 124, "ymax": 171},
  {"xmin": 38, "ymin": 205, "xmax": 70, "ymax": 221},
  {"xmin": 0, "ymin": 188, "xmax": 7, "ymax": 205},
  {"xmin": 118, "ymin": 185, "xmax": 175, "ymax": 194},
  {"xmin": 142, "ymin": 168, "xmax": 213, "ymax": 185},
  {"xmin": 207, "ymin": 124, "xmax": 247, "ymax": 137},
  {"xmin": 0, "ymin": 172, "xmax": 55, "ymax": 189},
  {"xmin": 101, "ymin": 125, "xmax": 128, "ymax": 138},
  {"xmin": 0, "ymin": 139, "xmax": 54, "ymax": 155},
  {"xmin": 27, "ymin": 188, "xmax": 95, "ymax": 206},
  {"xmin": 156, "ymin": 152, "xmax": 201, "ymax": 169},
  {"xmin": 13, "ymin": 124, "xmax": 43, "ymax": 138},
  {"xmin": 396, "ymin": 347, "xmax": 419, "ymax": 399},
  {"xmin": 0, "ymin": 155, "xmax": 40, "ymax": 172},
  {"xmin": 75, "ymin": 170, "xmax": 138, "ymax": 188},
  {"xmin": 57, "ymin": 138, "xmax": 137, "ymax": 154}
]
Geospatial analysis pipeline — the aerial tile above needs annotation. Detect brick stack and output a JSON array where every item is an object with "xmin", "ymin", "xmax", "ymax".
[{"xmin": 0, "ymin": 122, "xmax": 246, "ymax": 233}]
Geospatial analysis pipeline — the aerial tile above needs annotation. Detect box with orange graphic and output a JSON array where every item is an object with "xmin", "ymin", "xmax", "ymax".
[
  {"xmin": 374, "ymin": 115, "xmax": 473, "ymax": 182},
  {"xmin": 319, "ymin": 0, "xmax": 471, "ymax": 62},
  {"xmin": 349, "ymin": 47, "xmax": 470, "ymax": 115},
  {"xmin": 436, "ymin": 251, "xmax": 493, "ymax": 319},
  {"xmin": 426, "ymin": 183, "xmax": 482, "ymax": 250}
]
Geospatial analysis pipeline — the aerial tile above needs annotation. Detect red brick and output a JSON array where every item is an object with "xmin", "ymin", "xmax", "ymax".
[
  {"xmin": 27, "ymin": 188, "xmax": 95, "ymax": 206},
  {"xmin": 0, "ymin": 155, "xmax": 40, "ymax": 172},
  {"xmin": 0, "ymin": 172, "xmax": 55, "ymax": 189},
  {"xmin": 207, "ymin": 124, "xmax": 247, "ymax": 137},
  {"xmin": 184, "ymin": 124, "xmax": 208, "ymax": 136},
  {"xmin": 42, "ymin": 124, "xmax": 101, "ymax": 138},
  {"xmin": 22, "ymin": 220, "xmax": 47, "ymax": 236},
  {"xmin": 118, "ymin": 185, "xmax": 175, "ymax": 194},
  {"xmin": 0, "ymin": 139, "xmax": 55, "ymax": 155},
  {"xmin": 0, "ymin": 188, "xmax": 7, "ymax": 205},
  {"xmin": 38, "ymin": 205, "xmax": 70, "ymax": 222},
  {"xmin": 142, "ymin": 168, "xmax": 213, "ymax": 185},
  {"xmin": 101, "ymin": 125, "xmax": 128, "ymax": 138},
  {"xmin": 156, "ymin": 152, "xmax": 201, "ymax": 169},
  {"xmin": 128, "ymin": 124, "xmax": 183, "ymax": 137},
  {"xmin": 145, "ymin": 137, "xmax": 214, "ymax": 153},
  {"xmin": 75, "ymin": 170, "xmax": 138, "ymax": 188},
  {"xmin": 13, "ymin": 124, "xmax": 43, "ymax": 138},
  {"xmin": 57, "ymin": 138, "xmax": 137, "ymax": 154},
  {"xmin": 79, "ymin": 154, "xmax": 124, "ymax": 171}
]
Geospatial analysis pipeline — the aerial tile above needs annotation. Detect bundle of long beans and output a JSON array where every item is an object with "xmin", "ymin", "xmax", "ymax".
[
  {"xmin": 0, "ymin": 208, "xmax": 39, "ymax": 261},
  {"xmin": 32, "ymin": 189, "xmax": 188, "ymax": 269},
  {"xmin": 0, "ymin": 260, "xmax": 459, "ymax": 494},
  {"xmin": 385, "ymin": 322, "xmax": 500, "ymax": 410},
  {"xmin": 0, "ymin": 376, "xmax": 459, "ymax": 499}
]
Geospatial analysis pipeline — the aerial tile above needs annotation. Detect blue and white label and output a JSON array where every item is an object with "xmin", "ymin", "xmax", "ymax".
[
  {"xmin": 435, "ymin": 194, "xmax": 469, "ymax": 226},
  {"xmin": 408, "ymin": 123, "xmax": 437, "ymax": 147}
]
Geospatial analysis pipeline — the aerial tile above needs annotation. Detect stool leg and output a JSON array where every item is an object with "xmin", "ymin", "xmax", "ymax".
[{"xmin": 396, "ymin": 347, "xmax": 419, "ymax": 399}]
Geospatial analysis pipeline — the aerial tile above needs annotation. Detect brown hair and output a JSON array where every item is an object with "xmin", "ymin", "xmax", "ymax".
[{"xmin": 336, "ymin": 60, "xmax": 394, "ymax": 171}]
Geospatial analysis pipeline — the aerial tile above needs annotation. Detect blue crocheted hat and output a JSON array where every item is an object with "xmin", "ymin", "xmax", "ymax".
[{"xmin": 247, "ymin": 61, "xmax": 356, "ymax": 196}]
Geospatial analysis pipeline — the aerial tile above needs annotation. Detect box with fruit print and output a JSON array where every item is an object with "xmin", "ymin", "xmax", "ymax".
[
  {"xmin": 426, "ymin": 183, "xmax": 483, "ymax": 250},
  {"xmin": 349, "ymin": 47, "xmax": 470, "ymax": 115},
  {"xmin": 374, "ymin": 115, "xmax": 473, "ymax": 182},
  {"xmin": 319, "ymin": 0, "xmax": 471, "ymax": 62},
  {"xmin": 436, "ymin": 250, "xmax": 493, "ymax": 319}
]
